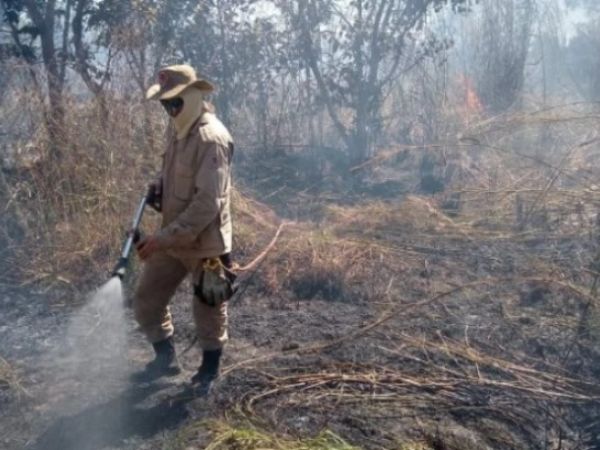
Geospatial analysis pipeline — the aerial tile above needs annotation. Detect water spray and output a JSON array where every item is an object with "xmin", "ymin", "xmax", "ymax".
[{"xmin": 39, "ymin": 193, "xmax": 156, "ymax": 417}]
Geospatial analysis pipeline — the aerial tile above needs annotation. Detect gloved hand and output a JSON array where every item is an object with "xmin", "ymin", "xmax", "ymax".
[
  {"xmin": 147, "ymin": 179, "xmax": 162, "ymax": 212},
  {"xmin": 199, "ymin": 258, "xmax": 235, "ymax": 307},
  {"xmin": 136, "ymin": 234, "xmax": 162, "ymax": 260}
]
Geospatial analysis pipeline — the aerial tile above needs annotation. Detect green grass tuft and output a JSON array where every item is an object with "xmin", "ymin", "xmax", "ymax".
[{"xmin": 166, "ymin": 419, "xmax": 361, "ymax": 450}]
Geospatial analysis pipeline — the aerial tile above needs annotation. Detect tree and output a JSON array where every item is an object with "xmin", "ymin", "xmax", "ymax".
[
  {"xmin": 277, "ymin": 0, "xmax": 471, "ymax": 163},
  {"xmin": 170, "ymin": 0, "xmax": 281, "ymax": 130},
  {"xmin": 71, "ymin": 0, "xmax": 125, "ymax": 106},
  {"xmin": 1, "ymin": 0, "xmax": 68, "ymax": 151},
  {"xmin": 562, "ymin": 1, "xmax": 600, "ymax": 101},
  {"xmin": 470, "ymin": 0, "xmax": 534, "ymax": 113},
  {"xmin": 0, "ymin": 0, "xmax": 126, "ymax": 152}
]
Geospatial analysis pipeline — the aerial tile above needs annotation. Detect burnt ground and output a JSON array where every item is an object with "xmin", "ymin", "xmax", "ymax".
[
  {"xmin": 3, "ymin": 193, "xmax": 600, "ymax": 449},
  {"xmin": 0, "ymin": 276, "xmax": 373, "ymax": 450}
]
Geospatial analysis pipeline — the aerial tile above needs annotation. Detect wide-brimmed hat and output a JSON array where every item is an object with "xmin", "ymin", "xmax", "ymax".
[{"xmin": 146, "ymin": 65, "xmax": 214, "ymax": 100}]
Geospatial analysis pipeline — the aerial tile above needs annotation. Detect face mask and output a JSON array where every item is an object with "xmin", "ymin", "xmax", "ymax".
[
  {"xmin": 166, "ymin": 87, "xmax": 205, "ymax": 139},
  {"xmin": 160, "ymin": 97, "xmax": 184, "ymax": 117}
]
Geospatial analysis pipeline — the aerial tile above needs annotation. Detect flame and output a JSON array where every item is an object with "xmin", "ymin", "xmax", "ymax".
[{"xmin": 457, "ymin": 74, "xmax": 482, "ymax": 124}]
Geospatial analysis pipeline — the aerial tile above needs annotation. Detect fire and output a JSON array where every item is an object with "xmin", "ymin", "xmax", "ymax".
[{"xmin": 457, "ymin": 74, "xmax": 482, "ymax": 124}]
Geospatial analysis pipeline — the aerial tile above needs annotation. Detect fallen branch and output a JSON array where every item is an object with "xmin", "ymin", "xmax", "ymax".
[{"xmin": 236, "ymin": 221, "xmax": 291, "ymax": 272}]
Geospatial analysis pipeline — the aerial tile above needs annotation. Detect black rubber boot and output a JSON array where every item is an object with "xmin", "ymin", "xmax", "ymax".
[
  {"xmin": 191, "ymin": 349, "xmax": 222, "ymax": 395},
  {"xmin": 131, "ymin": 336, "xmax": 181, "ymax": 383}
]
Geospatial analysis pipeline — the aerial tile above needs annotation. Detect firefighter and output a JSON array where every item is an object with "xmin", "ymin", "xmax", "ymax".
[{"xmin": 132, "ymin": 65, "xmax": 235, "ymax": 394}]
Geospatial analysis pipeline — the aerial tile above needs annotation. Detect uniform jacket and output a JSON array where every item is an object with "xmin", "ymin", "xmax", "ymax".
[{"xmin": 156, "ymin": 110, "xmax": 233, "ymax": 260}]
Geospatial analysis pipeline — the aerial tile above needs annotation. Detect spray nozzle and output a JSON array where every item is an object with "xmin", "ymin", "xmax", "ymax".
[{"xmin": 111, "ymin": 257, "xmax": 129, "ymax": 279}]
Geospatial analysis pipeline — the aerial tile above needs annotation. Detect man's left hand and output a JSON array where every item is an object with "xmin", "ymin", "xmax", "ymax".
[{"xmin": 136, "ymin": 235, "xmax": 162, "ymax": 260}]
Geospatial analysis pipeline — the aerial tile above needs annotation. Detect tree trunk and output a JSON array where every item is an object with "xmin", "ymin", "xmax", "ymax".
[{"xmin": 24, "ymin": 0, "xmax": 65, "ymax": 159}]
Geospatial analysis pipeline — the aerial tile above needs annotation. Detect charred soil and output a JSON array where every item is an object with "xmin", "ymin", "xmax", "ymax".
[{"xmin": 2, "ymin": 184, "xmax": 600, "ymax": 449}]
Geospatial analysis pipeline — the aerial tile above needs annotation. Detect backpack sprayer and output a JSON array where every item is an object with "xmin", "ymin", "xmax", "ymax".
[{"xmin": 111, "ymin": 187, "xmax": 160, "ymax": 279}]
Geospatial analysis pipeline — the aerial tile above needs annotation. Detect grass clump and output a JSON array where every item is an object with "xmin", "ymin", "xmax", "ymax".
[
  {"xmin": 0, "ymin": 356, "xmax": 27, "ymax": 398},
  {"xmin": 169, "ymin": 420, "xmax": 360, "ymax": 450}
]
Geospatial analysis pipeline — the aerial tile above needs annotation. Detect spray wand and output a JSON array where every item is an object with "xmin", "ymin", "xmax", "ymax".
[{"xmin": 111, "ymin": 195, "xmax": 148, "ymax": 279}]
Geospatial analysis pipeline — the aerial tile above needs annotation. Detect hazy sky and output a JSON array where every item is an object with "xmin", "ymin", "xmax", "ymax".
[
  {"xmin": 563, "ymin": 2, "xmax": 587, "ymax": 40},
  {"xmin": 253, "ymin": 0, "xmax": 590, "ymax": 41}
]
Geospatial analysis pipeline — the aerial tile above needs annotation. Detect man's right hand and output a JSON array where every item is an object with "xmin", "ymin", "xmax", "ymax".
[
  {"xmin": 136, "ymin": 234, "xmax": 162, "ymax": 260},
  {"xmin": 147, "ymin": 179, "xmax": 162, "ymax": 212}
]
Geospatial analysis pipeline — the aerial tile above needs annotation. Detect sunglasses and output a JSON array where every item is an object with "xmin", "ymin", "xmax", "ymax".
[{"xmin": 160, "ymin": 97, "xmax": 184, "ymax": 113}]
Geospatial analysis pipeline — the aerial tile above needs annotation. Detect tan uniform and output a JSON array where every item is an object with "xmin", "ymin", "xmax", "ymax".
[{"xmin": 133, "ymin": 110, "xmax": 233, "ymax": 350}]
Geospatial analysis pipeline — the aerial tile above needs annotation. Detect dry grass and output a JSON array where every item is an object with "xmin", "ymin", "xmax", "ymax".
[
  {"xmin": 0, "ymin": 95, "xmax": 295, "ymax": 287},
  {"xmin": 4, "ymin": 87, "xmax": 600, "ymax": 447},
  {"xmin": 215, "ymin": 188, "xmax": 600, "ymax": 446},
  {"xmin": 0, "ymin": 356, "xmax": 28, "ymax": 399},
  {"xmin": 205, "ymin": 106, "xmax": 600, "ymax": 447},
  {"xmin": 1, "ymin": 92, "xmax": 165, "ymax": 285}
]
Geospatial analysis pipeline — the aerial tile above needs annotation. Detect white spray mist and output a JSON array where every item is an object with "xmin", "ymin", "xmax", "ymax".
[{"xmin": 44, "ymin": 277, "xmax": 131, "ymax": 409}]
